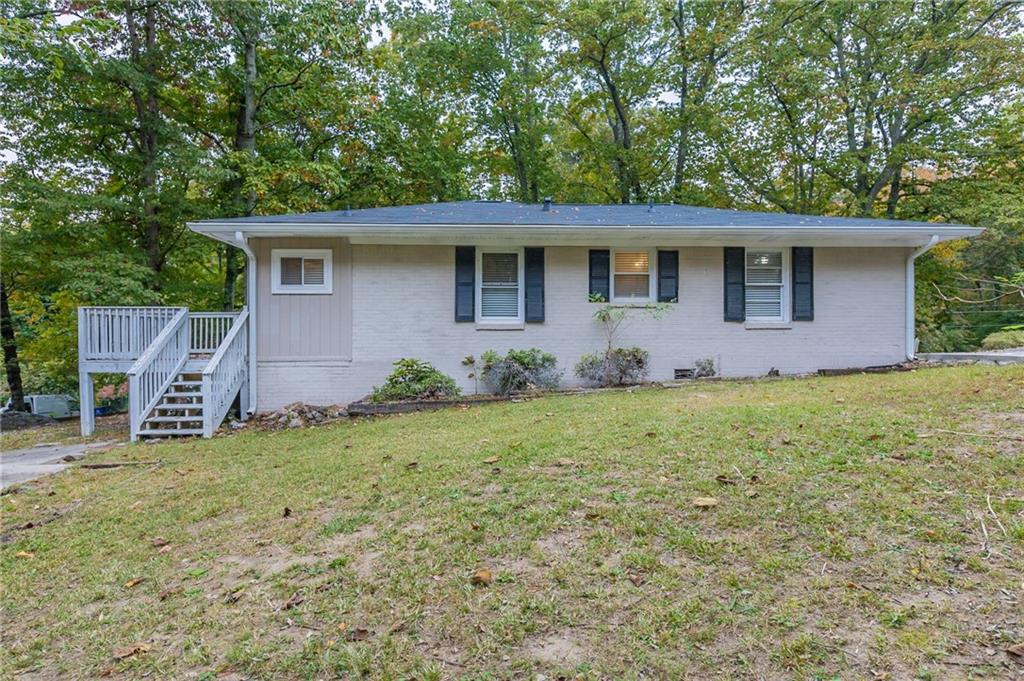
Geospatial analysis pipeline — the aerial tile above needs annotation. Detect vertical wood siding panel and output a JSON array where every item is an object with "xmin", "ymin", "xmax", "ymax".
[{"xmin": 255, "ymin": 237, "xmax": 351, "ymax": 361}]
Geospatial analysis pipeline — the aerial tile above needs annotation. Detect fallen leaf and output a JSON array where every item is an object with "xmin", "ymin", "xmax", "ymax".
[
  {"xmin": 545, "ymin": 412, "xmax": 554, "ymax": 417},
  {"xmin": 337, "ymin": 622, "xmax": 348, "ymax": 632},
  {"xmin": 15, "ymin": 551, "xmax": 34, "ymax": 559},
  {"xmin": 157, "ymin": 544, "xmax": 173, "ymax": 554},
  {"xmin": 281, "ymin": 590, "xmax": 305, "ymax": 610},
  {"xmin": 405, "ymin": 461, "xmax": 418, "ymax": 469},
  {"xmin": 482, "ymin": 456, "xmax": 499, "ymax": 465},
  {"xmin": 282, "ymin": 507, "xmax": 292, "ymax": 518},
  {"xmin": 345, "ymin": 627, "xmax": 371, "ymax": 642},
  {"xmin": 224, "ymin": 587, "xmax": 244, "ymax": 604},
  {"xmin": 470, "ymin": 569, "xmax": 494, "ymax": 586},
  {"xmin": 123, "ymin": 578, "xmax": 144, "ymax": 589},
  {"xmin": 715, "ymin": 474, "xmax": 737, "ymax": 486},
  {"xmin": 151, "ymin": 537, "xmax": 168, "ymax": 548},
  {"xmin": 692, "ymin": 497, "xmax": 719, "ymax": 508},
  {"xmin": 112, "ymin": 643, "xmax": 150, "ymax": 660},
  {"xmin": 470, "ymin": 522, "xmax": 481, "ymax": 531},
  {"xmin": 628, "ymin": 573, "xmax": 646, "ymax": 586},
  {"xmin": 745, "ymin": 489, "xmax": 759, "ymax": 498},
  {"xmin": 645, "ymin": 431, "xmax": 657, "ymax": 438},
  {"xmin": 158, "ymin": 587, "xmax": 181, "ymax": 601},
  {"xmin": 781, "ymin": 436, "xmax": 792, "ymax": 445},
  {"xmin": 1007, "ymin": 642, "xmax": 1024, "ymax": 659},
  {"xmin": 835, "ymin": 397, "xmax": 846, "ymax": 404},
  {"xmin": 867, "ymin": 433, "xmax": 883, "ymax": 441}
]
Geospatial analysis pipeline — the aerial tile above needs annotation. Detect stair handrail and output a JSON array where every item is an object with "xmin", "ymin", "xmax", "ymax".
[
  {"xmin": 127, "ymin": 307, "xmax": 190, "ymax": 441},
  {"xmin": 201, "ymin": 308, "xmax": 249, "ymax": 438}
]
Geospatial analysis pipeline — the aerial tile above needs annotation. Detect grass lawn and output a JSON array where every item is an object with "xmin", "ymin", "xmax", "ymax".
[
  {"xmin": 0, "ymin": 413, "xmax": 129, "ymax": 452},
  {"xmin": 2, "ymin": 365, "xmax": 1022, "ymax": 680}
]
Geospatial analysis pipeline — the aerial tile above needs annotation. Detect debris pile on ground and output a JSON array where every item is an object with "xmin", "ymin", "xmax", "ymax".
[
  {"xmin": 246, "ymin": 402, "xmax": 348, "ymax": 431},
  {"xmin": 0, "ymin": 411, "xmax": 55, "ymax": 431}
]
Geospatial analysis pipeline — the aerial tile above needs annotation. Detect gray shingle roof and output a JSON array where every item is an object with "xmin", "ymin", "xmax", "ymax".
[{"xmin": 193, "ymin": 200, "xmax": 967, "ymax": 230}]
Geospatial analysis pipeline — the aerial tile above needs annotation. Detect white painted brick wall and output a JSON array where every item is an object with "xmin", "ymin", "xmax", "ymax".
[{"xmin": 257, "ymin": 243, "xmax": 908, "ymax": 410}]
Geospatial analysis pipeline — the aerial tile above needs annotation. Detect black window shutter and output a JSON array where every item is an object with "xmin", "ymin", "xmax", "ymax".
[
  {"xmin": 723, "ymin": 247, "xmax": 745, "ymax": 322},
  {"xmin": 454, "ymin": 246, "xmax": 475, "ymax": 322},
  {"xmin": 524, "ymin": 247, "xmax": 545, "ymax": 322},
  {"xmin": 589, "ymin": 249, "xmax": 610, "ymax": 301},
  {"xmin": 792, "ymin": 247, "xmax": 814, "ymax": 321},
  {"xmin": 657, "ymin": 250, "xmax": 679, "ymax": 302}
]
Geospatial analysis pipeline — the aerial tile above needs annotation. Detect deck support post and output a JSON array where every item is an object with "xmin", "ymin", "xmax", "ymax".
[
  {"xmin": 238, "ymin": 374, "xmax": 250, "ymax": 420},
  {"xmin": 79, "ymin": 371, "xmax": 95, "ymax": 437}
]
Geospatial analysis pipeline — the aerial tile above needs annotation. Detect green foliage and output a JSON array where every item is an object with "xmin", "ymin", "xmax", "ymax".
[
  {"xmin": 980, "ymin": 330, "xmax": 1024, "ymax": 351},
  {"xmin": 370, "ymin": 359, "xmax": 461, "ymax": 403},
  {"xmin": 693, "ymin": 357, "xmax": 717, "ymax": 378},
  {"xmin": 575, "ymin": 347, "xmax": 650, "ymax": 386},
  {"xmin": 478, "ymin": 348, "xmax": 561, "ymax": 395}
]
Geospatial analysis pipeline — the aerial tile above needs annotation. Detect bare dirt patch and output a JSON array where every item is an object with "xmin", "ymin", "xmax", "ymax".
[{"xmin": 523, "ymin": 629, "xmax": 588, "ymax": 666}]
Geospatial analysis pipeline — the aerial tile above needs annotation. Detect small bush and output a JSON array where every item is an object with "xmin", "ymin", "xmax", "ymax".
[
  {"xmin": 980, "ymin": 329, "xmax": 1024, "ymax": 350},
  {"xmin": 479, "ymin": 348, "xmax": 561, "ymax": 395},
  {"xmin": 694, "ymin": 357, "xmax": 716, "ymax": 378},
  {"xmin": 371, "ymin": 359, "xmax": 460, "ymax": 402},
  {"xmin": 574, "ymin": 347, "xmax": 650, "ymax": 386}
]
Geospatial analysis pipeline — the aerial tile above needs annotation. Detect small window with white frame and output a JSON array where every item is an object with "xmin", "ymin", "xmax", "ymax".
[
  {"xmin": 745, "ymin": 249, "xmax": 788, "ymax": 321},
  {"xmin": 612, "ymin": 249, "xmax": 654, "ymax": 302},
  {"xmin": 477, "ymin": 248, "xmax": 523, "ymax": 322},
  {"xmin": 271, "ymin": 249, "xmax": 332, "ymax": 294}
]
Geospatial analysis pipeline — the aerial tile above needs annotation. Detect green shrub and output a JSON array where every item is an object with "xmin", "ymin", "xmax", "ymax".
[
  {"xmin": 479, "ymin": 348, "xmax": 561, "ymax": 395},
  {"xmin": 371, "ymin": 359, "xmax": 460, "ymax": 402},
  {"xmin": 980, "ymin": 329, "xmax": 1024, "ymax": 350},
  {"xmin": 574, "ymin": 347, "xmax": 650, "ymax": 386}
]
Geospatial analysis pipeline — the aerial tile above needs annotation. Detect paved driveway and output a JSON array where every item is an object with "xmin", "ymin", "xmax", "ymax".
[{"xmin": 0, "ymin": 441, "xmax": 118, "ymax": 490}]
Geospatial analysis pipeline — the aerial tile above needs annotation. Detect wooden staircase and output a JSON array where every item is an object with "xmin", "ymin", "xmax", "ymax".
[
  {"xmin": 136, "ymin": 371, "xmax": 205, "ymax": 438},
  {"xmin": 77, "ymin": 306, "xmax": 250, "ymax": 441}
]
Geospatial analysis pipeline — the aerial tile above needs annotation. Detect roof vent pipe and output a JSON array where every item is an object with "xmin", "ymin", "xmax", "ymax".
[{"xmin": 542, "ymin": 197, "xmax": 552, "ymax": 212}]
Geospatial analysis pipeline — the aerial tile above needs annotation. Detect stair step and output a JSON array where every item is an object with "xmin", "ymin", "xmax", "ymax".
[
  {"xmin": 145, "ymin": 415, "xmax": 203, "ymax": 423},
  {"xmin": 138, "ymin": 428, "xmax": 203, "ymax": 437},
  {"xmin": 172, "ymin": 380, "xmax": 202, "ymax": 387},
  {"xmin": 156, "ymin": 401, "xmax": 204, "ymax": 410}
]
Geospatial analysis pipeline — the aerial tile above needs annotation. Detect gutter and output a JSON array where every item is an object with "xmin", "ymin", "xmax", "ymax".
[
  {"xmin": 234, "ymin": 230, "xmax": 258, "ymax": 416},
  {"xmin": 906, "ymin": 235, "xmax": 940, "ymax": 361}
]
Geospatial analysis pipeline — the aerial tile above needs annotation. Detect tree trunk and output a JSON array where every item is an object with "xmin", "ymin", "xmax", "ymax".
[
  {"xmin": 126, "ymin": 1, "xmax": 164, "ymax": 277},
  {"xmin": 222, "ymin": 32, "xmax": 258, "ymax": 310},
  {"xmin": 0, "ymin": 281, "xmax": 25, "ymax": 411},
  {"xmin": 886, "ymin": 165, "xmax": 902, "ymax": 219}
]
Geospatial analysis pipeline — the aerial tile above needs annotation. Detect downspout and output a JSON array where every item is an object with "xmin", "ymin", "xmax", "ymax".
[
  {"xmin": 235, "ymin": 231, "xmax": 257, "ymax": 415},
  {"xmin": 906, "ymin": 235, "xmax": 939, "ymax": 361}
]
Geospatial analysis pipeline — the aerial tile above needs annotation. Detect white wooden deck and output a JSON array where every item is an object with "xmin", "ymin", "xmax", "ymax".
[{"xmin": 77, "ymin": 307, "xmax": 250, "ymax": 440}]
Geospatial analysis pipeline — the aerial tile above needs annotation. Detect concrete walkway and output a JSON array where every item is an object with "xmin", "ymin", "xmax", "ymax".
[
  {"xmin": 920, "ymin": 348, "xmax": 1024, "ymax": 365},
  {"xmin": 0, "ymin": 441, "xmax": 118, "ymax": 490}
]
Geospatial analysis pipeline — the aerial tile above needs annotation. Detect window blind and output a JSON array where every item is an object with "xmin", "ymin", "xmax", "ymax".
[{"xmin": 480, "ymin": 252, "xmax": 519, "ymax": 318}]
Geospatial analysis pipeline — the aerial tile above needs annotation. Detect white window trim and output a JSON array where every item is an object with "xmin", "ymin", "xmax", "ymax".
[
  {"xmin": 476, "ymin": 247, "xmax": 525, "ymax": 324},
  {"xmin": 610, "ymin": 248, "xmax": 657, "ymax": 304},
  {"xmin": 271, "ymin": 249, "xmax": 333, "ymax": 295},
  {"xmin": 744, "ymin": 247, "xmax": 790, "ymax": 322}
]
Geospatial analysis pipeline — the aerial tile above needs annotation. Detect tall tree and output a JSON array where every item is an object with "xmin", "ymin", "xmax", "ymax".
[
  {"xmin": 551, "ymin": 0, "xmax": 670, "ymax": 203},
  {"xmin": 725, "ymin": 0, "xmax": 1023, "ymax": 216}
]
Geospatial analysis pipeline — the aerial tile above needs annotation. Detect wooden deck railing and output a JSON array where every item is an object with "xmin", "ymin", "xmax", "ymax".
[
  {"xmin": 202, "ymin": 309, "xmax": 249, "ymax": 438},
  {"xmin": 79, "ymin": 307, "xmax": 185, "ymax": 362},
  {"xmin": 189, "ymin": 311, "xmax": 240, "ymax": 354},
  {"xmin": 126, "ymin": 308, "xmax": 190, "ymax": 441}
]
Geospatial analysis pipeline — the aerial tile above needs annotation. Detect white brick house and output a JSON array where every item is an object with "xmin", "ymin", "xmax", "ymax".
[{"xmin": 185, "ymin": 200, "xmax": 979, "ymax": 412}]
